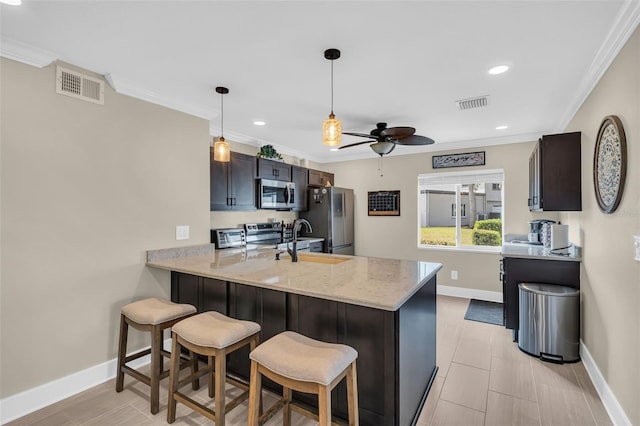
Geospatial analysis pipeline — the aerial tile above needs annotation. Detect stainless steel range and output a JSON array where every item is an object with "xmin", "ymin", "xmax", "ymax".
[{"xmin": 244, "ymin": 222, "xmax": 283, "ymax": 246}]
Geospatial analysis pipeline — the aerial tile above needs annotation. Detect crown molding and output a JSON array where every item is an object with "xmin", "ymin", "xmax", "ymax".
[
  {"xmin": 557, "ymin": 0, "xmax": 640, "ymax": 130},
  {"xmin": 0, "ymin": 36, "xmax": 57, "ymax": 67},
  {"xmin": 104, "ymin": 73, "xmax": 215, "ymax": 120}
]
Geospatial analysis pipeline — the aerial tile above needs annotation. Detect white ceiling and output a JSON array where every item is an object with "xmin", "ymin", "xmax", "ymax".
[{"xmin": 2, "ymin": 1, "xmax": 639, "ymax": 163}]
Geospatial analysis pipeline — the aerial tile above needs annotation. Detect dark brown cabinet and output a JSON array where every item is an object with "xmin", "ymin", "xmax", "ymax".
[
  {"xmin": 291, "ymin": 165, "xmax": 308, "ymax": 211},
  {"xmin": 308, "ymin": 168, "xmax": 334, "ymax": 187},
  {"xmin": 501, "ymin": 257, "xmax": 580, "ymax": 330},
  {"xmin": 171, "ymin": 271, "xmax": 437, "ymax": 426},
  {"xmin": 257, "ymin": 157, "xmax": 292, "ymax": 182},
  {"xmin": 210, "ymin": 151, "xmax": 257, "ymax": 211},
  {"xmin": 529, "ymin": 131, "xmax": 582, "ymax": 211}
]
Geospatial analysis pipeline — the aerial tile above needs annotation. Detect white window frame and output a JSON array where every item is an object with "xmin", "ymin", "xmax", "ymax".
[{"xmin": 417, "ymin": 168, "xmax": 504, "ymax": 253}]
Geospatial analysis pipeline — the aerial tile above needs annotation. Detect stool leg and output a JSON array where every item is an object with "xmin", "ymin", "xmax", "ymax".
[
  {"xmin": 150, "ymin": 324, "xmax": 162, "ymax": 414},
  {"xmin": 208, "ymin": 355, "xmax": 215, "ymax": 398},
  {"xmin": 318, "ymin": 385, "xmax": 332, "ymax": 426},
  {"xmin": 214, "ymin": 350, "xmax": 226, "ymax": 426},
  {"xmin": 283, "ymin": 387, "xmax": 292, "ymax": 426},
  {"xmin": 190, "ymin": 350, "xmax": 200, "ymax": 391},
  {"xmin": 248, "ymin": 360, "xmax": 261, "ymax": 426},
  {"xmin": 346, "ymin": 362, "xmax": 359, "ymax": 426},
  {"xmin": 167, "ymin": 332, "xmax": 180, "ymax": 424},
  {"xmin": 115, "ymin": 314, "xmax": 128, "ymax": 392}
]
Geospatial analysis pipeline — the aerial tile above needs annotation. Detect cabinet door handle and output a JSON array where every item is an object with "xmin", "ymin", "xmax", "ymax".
[{"xmin": 528, "ymin": 198, "xmax": 532, "ymax": 206}]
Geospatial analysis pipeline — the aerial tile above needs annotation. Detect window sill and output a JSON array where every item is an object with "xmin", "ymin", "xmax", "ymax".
[{"xmin": 417, "ymin": 245, "xmax": 501, "ymax": 254}]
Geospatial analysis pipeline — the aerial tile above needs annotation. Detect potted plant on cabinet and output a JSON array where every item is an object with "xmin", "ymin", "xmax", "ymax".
[{"xmin": 257, "ymin": 145, "xmax": 283, "ymax": 161}]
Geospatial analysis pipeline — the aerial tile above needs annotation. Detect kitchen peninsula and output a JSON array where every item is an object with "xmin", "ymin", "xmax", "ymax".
[{"xmin": 147, "ymin": 244, "xmax": 442, "ymax": 426}]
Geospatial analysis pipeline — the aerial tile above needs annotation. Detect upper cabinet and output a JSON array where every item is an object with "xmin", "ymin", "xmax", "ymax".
[
  {"xmin": 308, "ymin": 169, "xmax": 334, "ymax": 188},
  {"xmin": 210, "ymin": 151, "xmax": 257, "ymax": 211},
  {"xmin": 291, "ymin": 165, "xmax": 308, "ymax": 211},
  {"xmin": 528, "ymin": 131, "xmax": 581, "ymax": 211},
  {"xmin": 257, "ymin": 158, "xmax": 292, "ymax": 182}
]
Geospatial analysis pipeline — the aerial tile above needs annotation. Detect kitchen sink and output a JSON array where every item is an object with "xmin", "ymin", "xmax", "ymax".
[{"xmin": 296, "ymin": 253, "xmax": 350, "ymax": 264}]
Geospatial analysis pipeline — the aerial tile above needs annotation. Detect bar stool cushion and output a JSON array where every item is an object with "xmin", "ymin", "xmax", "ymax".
[
  {"xmin": 250, "ymin": 331, "xmax": 357, "ymax": 386},
  {"xmin": 121, "ymin": 298, "xmax": 196, "ymax": 325},
  {"xmin": 173, "ymin": 311, "xmax": 261, "ymax": 349}
]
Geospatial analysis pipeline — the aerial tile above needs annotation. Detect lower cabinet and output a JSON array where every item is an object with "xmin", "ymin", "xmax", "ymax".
[
  {"xmin": 502, "ymin": 257, "xmax": 580, "ymax": 330},
  {"xmin": 171, "ymin": 271, "xmax": 437, "ymax": 426}
]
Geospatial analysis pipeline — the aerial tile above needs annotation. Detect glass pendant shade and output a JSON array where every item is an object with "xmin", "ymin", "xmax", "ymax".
[
  {"xmin": 213, "ymin": 136, "xmax": 230, "ymax": 162},
  {"xmin": 323, "ymin": 113, "xmax": 342, "ymax": 146},
  {"xmin": 370, "ymin": 141, "xmax": 395, "ymax": 156}
]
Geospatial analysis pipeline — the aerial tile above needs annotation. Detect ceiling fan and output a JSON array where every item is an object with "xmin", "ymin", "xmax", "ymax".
[{"xmin": 339, "ymin": 122, "xmax": 435, "ymax": 157}]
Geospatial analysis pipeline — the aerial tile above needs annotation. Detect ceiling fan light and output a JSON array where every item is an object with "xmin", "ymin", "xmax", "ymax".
[
  {"xmin": 213, "ymin": 136, "xmax": 230, "ymax": 162},
  {"xmin": 323, "ymin": 113, "xmax": 342, "ymax": 146},
  {"xmin": 370, "ymin": 141, "xmax": 395, "ymax": 155}
]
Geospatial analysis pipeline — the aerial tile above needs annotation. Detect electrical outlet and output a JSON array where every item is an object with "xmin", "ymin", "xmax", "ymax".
[
  {"xmin": 634, "ymin": 235, "xmax": 640, "ymax": 261},
  {"xmin": 176, "ymin": 225, "xmax": 190, "ymax": 241},
  {"xmin": 451, "ymin": 270, "xmax": 458, "ymax": 280}
]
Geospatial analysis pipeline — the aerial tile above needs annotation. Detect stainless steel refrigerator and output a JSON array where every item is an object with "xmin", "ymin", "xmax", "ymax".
[{"xmin": 299, "ymin": 187, "xmax": 354, "ymax": 255}]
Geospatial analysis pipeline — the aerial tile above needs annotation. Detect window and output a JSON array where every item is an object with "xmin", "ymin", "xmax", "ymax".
[
  {"xmin": 451, "ymin": 204, "xmax": 466, "ymax": 217},
  {"xmin": 418, "ymin": 169, "xmax": 504, "ymax": 250}
]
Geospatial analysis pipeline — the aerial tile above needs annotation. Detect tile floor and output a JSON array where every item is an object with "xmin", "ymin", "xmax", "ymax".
[{"xmin": 7, "ymin": 295, "xmax": 612, "ymax": 425}]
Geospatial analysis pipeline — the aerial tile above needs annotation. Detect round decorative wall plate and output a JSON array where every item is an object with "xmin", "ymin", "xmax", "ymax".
[{"xmin": 593, "ymin": 115, "xmax": 627, "ymax": 214}]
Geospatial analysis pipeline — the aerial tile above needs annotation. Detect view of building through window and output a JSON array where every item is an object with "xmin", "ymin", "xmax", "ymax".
[{"xmin": 418, "ymin": 169, "xmax": 504, "ymax": 248}]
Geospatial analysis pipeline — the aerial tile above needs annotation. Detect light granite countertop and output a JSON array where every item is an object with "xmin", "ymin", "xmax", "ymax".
[
  {"xmin": 146, "ymin": 245, "xmax": 442, "ymax": 311},
  {"xmin": 501, "ymin": 242, "xmax": 582, "ymax": 261}
]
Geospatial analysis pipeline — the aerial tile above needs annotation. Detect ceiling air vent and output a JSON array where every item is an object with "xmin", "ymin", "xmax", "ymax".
[
  {"xmin": 56, "ymin": 66, "xmax": 104, "ymax": 105},
  {"xmin": 456, "ymin": 95, "xmax": 489, "ymax": 110}
]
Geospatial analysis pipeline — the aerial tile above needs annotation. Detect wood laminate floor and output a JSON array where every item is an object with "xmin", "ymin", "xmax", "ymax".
[{"xmin": 8, "ymin": 295, "xmax": 611, "ymax": 426}]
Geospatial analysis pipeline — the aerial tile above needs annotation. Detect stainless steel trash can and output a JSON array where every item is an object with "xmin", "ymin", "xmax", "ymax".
[{"xmin": 518, "ymin": 283, "xmax": 580, "ymax": 363}]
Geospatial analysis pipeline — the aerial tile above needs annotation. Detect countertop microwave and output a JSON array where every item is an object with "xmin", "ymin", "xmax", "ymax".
[{"xmin": 258, "ymin": 178, "xmax": 295, "ymax": 209}]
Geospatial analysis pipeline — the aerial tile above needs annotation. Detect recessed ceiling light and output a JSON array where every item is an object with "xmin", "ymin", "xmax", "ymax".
[
  {"xmin": 496, "ymin": 125, "xmax": 508, "ymax": 130},
  {"xmin": 488, "ymin": 65, "xmax": 509, "ymax": 75},
  {"xmin": 0, "ymin": 0, "xmax": 22, "ymax": 5},
  {"xmin": 253, "ymin": 121, "xmax": 266, "ymax": 126},
  {"xmin": 330, "ymin": 148, "xmax": 339, "ymax": 152}
]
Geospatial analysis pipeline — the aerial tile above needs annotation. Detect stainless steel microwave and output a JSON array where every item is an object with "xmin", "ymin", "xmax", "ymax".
[{"xmin": 258, "ymin": 178, "xmax": 295, "ymax": 209}]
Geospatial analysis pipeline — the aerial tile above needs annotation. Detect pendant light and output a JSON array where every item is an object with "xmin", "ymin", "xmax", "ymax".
[
  {"xmin": 213, "ymin": 86, "xmax": 230, "ymax": 162},
  {"xmin": 322, "ymin": 48, "xmax": 341, "ymax": 147}
]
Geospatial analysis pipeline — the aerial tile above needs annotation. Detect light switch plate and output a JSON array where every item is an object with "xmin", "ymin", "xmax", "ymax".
[
  {"xmin": 634, "ymin": 235, "xmax": 640, "ymax": 261},
  {"xmin": 176, "ymin": 225, "xmax": 190, "ymax": 241}
]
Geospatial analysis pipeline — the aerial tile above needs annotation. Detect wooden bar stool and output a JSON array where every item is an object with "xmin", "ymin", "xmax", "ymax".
[
  {"xmin": 115, "ymin": 297, "xmax": 197, "ymax": 414},
  {"xmin": 167, "ymin": 311, "xmax": 261, "ymax": 425},
  {"xmin": 248, "ymin": 331, "xmax": 359, "ymax": 426}
]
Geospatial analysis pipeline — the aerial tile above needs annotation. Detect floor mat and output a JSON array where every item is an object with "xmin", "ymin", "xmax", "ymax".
[{"xmin": 464, "ymin": 299, "xmax": 504, "ymax": 326}]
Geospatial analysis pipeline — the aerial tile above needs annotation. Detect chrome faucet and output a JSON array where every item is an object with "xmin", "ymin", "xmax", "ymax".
[{"xmin": 287, "ymin": 219, "xmax": 313, "ymax": 262}]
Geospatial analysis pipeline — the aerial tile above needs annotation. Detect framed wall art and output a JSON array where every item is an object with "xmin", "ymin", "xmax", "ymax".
[
  {"xmin": 432, "ymin": 151, "xmax": 485, "ymax": 169},
  {"xmin": 368, "ymin": 191, "xmax": 400, "ymax": 216},
  {"xmin": 594, "ymin": 115, "xmax": 627, "ymax": 214}
]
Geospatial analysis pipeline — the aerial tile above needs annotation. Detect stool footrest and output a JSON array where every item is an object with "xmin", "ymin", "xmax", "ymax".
[
  {"xmin": 124, "ymin": 348, "xmax": 151, "ymax": 364},
  {"xmin": 122, "ymin": 365, "xmax": 151, "ymax": 386}
]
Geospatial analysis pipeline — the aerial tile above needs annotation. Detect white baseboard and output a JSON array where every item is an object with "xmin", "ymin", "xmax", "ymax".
[
  {"xmin": 579, "ymin": 340, "xmax": 631, "ymax": 426},
  {"xmin": 0, "ymin": 339, "xmax": 171, "ymax": 425},
  {"xmin": 437, "ymin": 285, "xmax": 503, "ymax": 303}
]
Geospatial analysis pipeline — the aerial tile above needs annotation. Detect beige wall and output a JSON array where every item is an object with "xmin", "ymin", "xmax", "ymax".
[
  {"xmin": 0, "ymin": 59, "xmax": 211, "ymax": 397},
  {"xmin": 561, "ymin": 26, "xmax": 640, "ymax": 424},
  {"xmin": 327, "ymin": 142, "xmax": 556, "ymax": 292}
]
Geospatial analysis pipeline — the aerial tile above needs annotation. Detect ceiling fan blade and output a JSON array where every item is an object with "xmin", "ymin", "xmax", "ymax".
[
  {"xmin": 338, "ymin": 140, "xmax": 377, "ymax": 149},
  {"xmin": 343, "ymin": 131, "xmax": 376, "ymax": 139},
  {"xmin": 380, "ymin": 126, "xmax": 415, "ymax": 139},
  {"xmin": 396, "ymin": 134, "xmax": 436, "ymax": 145}
]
